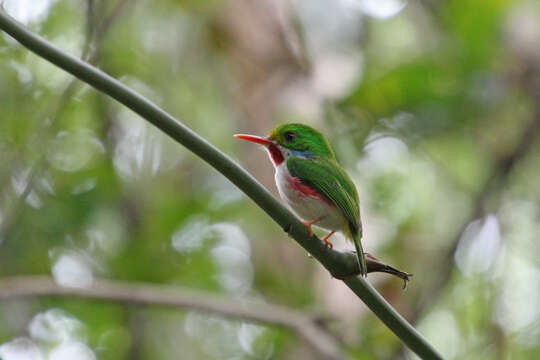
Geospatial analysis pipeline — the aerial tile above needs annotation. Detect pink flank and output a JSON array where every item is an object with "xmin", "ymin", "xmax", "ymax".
[{"xmin": 289, "ymin": 176, "xmax": 334, "ymax": 207}]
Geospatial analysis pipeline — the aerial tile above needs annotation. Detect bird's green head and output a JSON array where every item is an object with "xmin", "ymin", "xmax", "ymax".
[
  {"xmin": 269, "ymin": 123, "xmax": 335, "ymax": 158},
  {"xmin": 235, "ymin": 123, "xmax": 335, "ymax": 167}
]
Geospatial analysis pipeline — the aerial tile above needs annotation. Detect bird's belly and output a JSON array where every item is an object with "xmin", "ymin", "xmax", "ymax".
[{"xmin": 275, "ymin": 164, "xmax": 343, "ymax": 231}]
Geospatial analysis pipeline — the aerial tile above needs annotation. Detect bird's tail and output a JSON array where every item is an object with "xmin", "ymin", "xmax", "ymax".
[{"xmin": 350, "ymin": 224, "xmax": 367, "ymax": 277}]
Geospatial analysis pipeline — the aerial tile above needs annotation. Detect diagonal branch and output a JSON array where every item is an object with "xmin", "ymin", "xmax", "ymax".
[
  {"xmin": 0, "ymin": 9, "xmax": 443, "ymax": 360},
  {"xmin": 0, "ymin": 276, "xmax": 344, "ymax": 360}
]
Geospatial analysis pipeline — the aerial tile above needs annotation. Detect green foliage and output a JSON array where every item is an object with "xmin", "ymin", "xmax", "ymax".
[{"xmin": 1, "ymin": 0, "xmax": 540, "ymax": 359}]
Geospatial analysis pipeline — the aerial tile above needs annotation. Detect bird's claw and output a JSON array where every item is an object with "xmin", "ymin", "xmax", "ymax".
[
  {"xmin": 321, "ymin": 230, "xmax": 335, "ymax": 249},
  {"xmin": 301, "ymin": 220, "xmax": 315, "ymax": 237}
]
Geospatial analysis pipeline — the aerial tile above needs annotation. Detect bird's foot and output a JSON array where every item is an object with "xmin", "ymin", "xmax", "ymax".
[
  {"xmin": 321, "ymin": 230, "xmax": 335, "ymax": 249},
  {"xmin": 301, "ymin": 219, "xmax": 317, "ymax": 237}
]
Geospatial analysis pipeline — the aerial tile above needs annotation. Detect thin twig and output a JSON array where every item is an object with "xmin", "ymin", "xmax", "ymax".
[
  {"xmin": 0, "ymin": 10, "xmax": 443, "ymax": 359},
  {"xmin": 81, "ymin": 0, "xmax": 95, "ymax": 61},
  {"xmin": 0, "ymin": 276, "xmax": 344, "ymax": 360},
  {"xmin": 97, "ymin": 0, "xmax": 131, "ymax": 40}
]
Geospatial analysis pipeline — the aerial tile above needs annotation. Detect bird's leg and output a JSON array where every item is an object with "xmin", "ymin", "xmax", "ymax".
[
  {"xmin": 301, "ymin": 217, "xmax": 322, "ymax": 237},
  {"xmin": 321, "ymin": 231, "xmax": 335, "ymax": 248}
]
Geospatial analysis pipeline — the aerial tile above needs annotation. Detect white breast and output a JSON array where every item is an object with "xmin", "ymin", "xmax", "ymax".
[{"xmin": 274, "ymin": 162, "xmax": 344, "ymax": 232}]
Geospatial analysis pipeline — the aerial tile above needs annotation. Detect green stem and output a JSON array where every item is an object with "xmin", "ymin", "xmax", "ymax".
[{"xmin": 0, "ymin": 9, "xmax": 444, "ymax": 360}]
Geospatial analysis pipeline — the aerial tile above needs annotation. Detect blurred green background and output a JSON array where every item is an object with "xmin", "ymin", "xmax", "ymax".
[{"xmin": 1, "ymin": 0, "xmax": 540, "ymax": 359}]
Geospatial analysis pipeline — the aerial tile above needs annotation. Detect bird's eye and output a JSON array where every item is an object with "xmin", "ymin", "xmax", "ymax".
[{"xmin": 284, "ymin": 131, "xmax": 296, "ymax": 142}]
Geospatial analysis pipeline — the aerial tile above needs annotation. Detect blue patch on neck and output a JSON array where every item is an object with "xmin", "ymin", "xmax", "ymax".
[{"xmin": 290, "ymin": 149, "xmax": 315, "ymax": 158}]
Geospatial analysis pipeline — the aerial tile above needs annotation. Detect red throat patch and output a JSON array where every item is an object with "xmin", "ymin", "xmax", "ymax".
[{"xmin": 267, "ymin": 144, "xmax": 284, "ymax": 166}]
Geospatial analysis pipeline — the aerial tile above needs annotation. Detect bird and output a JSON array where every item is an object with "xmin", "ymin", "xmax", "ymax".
[{"xmin": 235, "ymin": 123, "xmax": 367, "ymax": 277}]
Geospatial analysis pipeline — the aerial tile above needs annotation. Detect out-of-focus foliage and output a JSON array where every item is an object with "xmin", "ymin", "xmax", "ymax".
[{"xmin": 1, "ymin": 0, "xmax": 540, "ymax": 359}]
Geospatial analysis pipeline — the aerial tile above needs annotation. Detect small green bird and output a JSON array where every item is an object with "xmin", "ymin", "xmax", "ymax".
[{"xmin": 235, "ymin": 123, "xmax": 367, "ymax": 277}]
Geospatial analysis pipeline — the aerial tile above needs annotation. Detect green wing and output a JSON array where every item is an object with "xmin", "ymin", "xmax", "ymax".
[{"xmin": 287, "ymin": 156, "xmax": 361, "ymax": 231}]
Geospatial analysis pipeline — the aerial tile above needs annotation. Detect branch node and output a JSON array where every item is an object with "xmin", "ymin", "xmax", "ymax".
[{"xmin": 283, "ymin": 223, "xmax": 293, "ymax": 235}]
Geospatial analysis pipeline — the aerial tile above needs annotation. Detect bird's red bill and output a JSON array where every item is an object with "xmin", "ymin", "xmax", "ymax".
[{"xmin": 234, "ymin": 134, "xmax": 272, "ymax": 146}]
